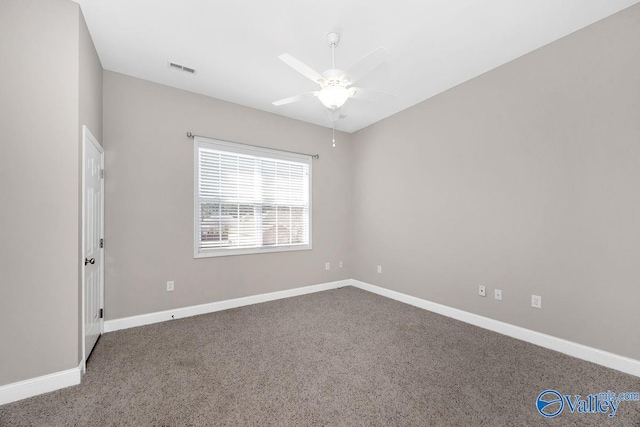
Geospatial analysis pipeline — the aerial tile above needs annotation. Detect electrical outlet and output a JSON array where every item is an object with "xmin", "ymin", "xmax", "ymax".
[
  {"xmin": 531, "ymin": 295, "xmax": 542, "ymax": 309},
  {"xmin": 478, "ymin": 285, "xmax": 486, "ymax": 297},
  {"xmin": 377, "ymin": 265, "xmax": 382, "ymax": 274},
  {"xmin": 494, "ymin": 289, "xmax": 502, "ymax": 300},
  {"xmin": 339, "ymin": 261, "xmax": 343, "ymax": 268},
  {"xmin": 325, "ymin": 262, "xmax": 330, "ymax": 271},
  {"xmin": 167, "ymin": 281, "xmax": 174, "ymax": 292}
]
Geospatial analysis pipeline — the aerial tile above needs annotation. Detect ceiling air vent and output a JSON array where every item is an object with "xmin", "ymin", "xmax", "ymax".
[{"xmin": 168, "ymin": 61, "xmax": 196, "ymax": 74}]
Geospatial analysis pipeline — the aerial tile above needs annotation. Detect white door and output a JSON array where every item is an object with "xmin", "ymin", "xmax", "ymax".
[{"xmin": 83, "ymin": 126, "xmax": 104, "ymax": 368}]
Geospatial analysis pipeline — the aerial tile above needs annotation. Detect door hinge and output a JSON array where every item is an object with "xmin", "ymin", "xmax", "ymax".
[
  {"xmin": 100, "ymin": 238, "xmax": 104, "ymax": 248},
  {"xmin": 99, "ymin": 308, "xmax": 103, "ymax": 319},
  {"xmin": 100, "ymin": 169, "xmax": 104, "ymax": 179}
]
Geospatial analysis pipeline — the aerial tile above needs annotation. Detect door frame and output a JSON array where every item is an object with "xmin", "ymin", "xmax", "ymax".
[{"xmin": 81, "ymin": 125, "xmax": 104, "ymax": 374}]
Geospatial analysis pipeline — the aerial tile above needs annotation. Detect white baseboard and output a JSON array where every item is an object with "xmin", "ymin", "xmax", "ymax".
[
  {"xmin": 3, "ymin": 279, "xmax": 637, "ymax": 408},
  {"xmin": 2, "ymin": 281, "xmax": 347, "ymax": 406},
  {"xmin": 0, "ymin": 363, "xmax": 82, "ymax": 406},
  {"xmin": 350, "ymin": 279, "xmax": 640, "ymax": 378},
  {"xmin": 104, "ymin": 279, "xmax": 350, "ymax": 333}
]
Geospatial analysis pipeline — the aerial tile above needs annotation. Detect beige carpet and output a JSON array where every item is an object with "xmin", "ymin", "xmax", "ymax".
[{"xmin": 1, "ymin": 286, "xmax": 639, "ymax": 426}]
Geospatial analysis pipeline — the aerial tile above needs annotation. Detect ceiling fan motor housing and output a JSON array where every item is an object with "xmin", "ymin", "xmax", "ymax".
[
  {"xmin": 273, "ymin": 31, "xmax": 387, "ymax": 118},
  {"xmin": 326, "ymin": 32, "xmax": 341, "ymax": 47},
  {"xmin": 322, "ymin": 68, "xmax": 348, "ymax": 87}
]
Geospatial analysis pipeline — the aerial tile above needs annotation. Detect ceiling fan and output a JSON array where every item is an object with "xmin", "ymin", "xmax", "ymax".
[{"xmin": 273, "ymin": 32, "xmax": 389, "ymax": 123}]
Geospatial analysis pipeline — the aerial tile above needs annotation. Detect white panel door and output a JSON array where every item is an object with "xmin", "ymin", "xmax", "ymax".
[{"xmin": 83, "ymin": 126, "xmax": 103, "ymax": 363}]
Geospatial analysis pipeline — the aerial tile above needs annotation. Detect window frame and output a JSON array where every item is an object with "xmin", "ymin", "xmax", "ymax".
[{"xmin": 193, "ymin": 136, "xmax": 312, "ymax": 258}]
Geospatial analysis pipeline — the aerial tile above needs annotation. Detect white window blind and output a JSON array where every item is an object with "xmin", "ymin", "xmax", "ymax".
[{"xmin": 194, "ymin": 137, "xmax": 312, "ymax": 257}]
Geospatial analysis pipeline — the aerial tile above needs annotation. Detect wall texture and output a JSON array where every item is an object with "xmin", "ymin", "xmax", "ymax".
[
  {"xmin": 351, "ymin": 4, "xmax": 640, "ymax": 360},
  {"xmin": 102, "ymin": 71, "xmax": 352, "ymax": 320},
  {"xmin": 77, "ymin": 7, "xmax": 103, "ymax": 364},
  {"xmin": 0, "ymin": 0, "xmax": 81, "ymax": 386},
  {"xmin": 2, "ymin": 0, "xmax": 638, "ymax": 393},
  {"xmin": 79, "ymin": 10, "xmax": 103, "ymax": 144}
]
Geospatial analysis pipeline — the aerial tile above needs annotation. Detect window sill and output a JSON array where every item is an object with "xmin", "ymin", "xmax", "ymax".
[{"xmin": 194, "ymin": 244, "xmax": 312, "ymax": 258}]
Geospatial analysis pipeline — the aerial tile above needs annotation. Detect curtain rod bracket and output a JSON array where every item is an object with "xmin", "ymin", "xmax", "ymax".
[{"xmin": 186, "ymin": 131, "xmax": 319, "ymax": 159}]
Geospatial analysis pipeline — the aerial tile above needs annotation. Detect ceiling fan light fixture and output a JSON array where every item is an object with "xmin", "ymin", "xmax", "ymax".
[
  {"xmin": 273, "ymin": 33, "xmax": 389, "ymax": 120},
  {"xmin": 318, "ymin": 85, "xmax": 350, "ymax": 109}
]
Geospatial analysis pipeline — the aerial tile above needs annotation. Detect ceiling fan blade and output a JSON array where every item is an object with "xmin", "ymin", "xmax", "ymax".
[
  {"xmin": 279, "ymin": 54, "xmax": 326, "ymax": 85},
  {"xmin": 344, "ymin": 47, "xmax": 389, "ymax": 85},
  {"xmin": 349, "ymin": 86, "xmax": 395, "ymax": 101},
  {"xmin": 272, "ymin": 91, "xmax": 317, "ymax": 106}
]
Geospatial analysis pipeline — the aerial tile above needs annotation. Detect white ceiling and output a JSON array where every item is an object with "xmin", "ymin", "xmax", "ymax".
[{"xmin": 74, "ymin": 0, "xmax": 639, "ymax": 133}]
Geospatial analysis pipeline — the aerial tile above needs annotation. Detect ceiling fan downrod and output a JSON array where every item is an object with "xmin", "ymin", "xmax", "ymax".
[
  {"xmin": 272, "ymin": 31, "xmax": 390, "ymax": 125},
  {"xmin": 327, "ymin": 32, "xmax": 340, "ymax": 69}
]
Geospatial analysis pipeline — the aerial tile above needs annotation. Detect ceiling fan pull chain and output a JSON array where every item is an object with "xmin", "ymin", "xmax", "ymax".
[{"xmin": 332, "ymin": 124, "xmax": 336, "ymax": 147}]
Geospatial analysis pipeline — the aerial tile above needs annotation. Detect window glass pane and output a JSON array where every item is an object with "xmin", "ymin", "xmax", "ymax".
[
  {"xmin": 277, "ymin": 205, "xmax": 291, "ymax": 245},
  {"xmin": 220, "ymin": 204, "xmax": 237, "ymax": 247},
  {"xmin": 196, "ymin": 138, "xmax": 311, "ymax": 256},
  {"xmin": 236, "ymin": 204, "xmax": 256, "ymax": 247},
  {"xmin": 200, "ymin": 202, "xmax": 222, "ymax": 248},
  {"xmin": 262, "ymin": 205, "xmax": 277, "ymax": 246},
  {"xmin": 290, "ymin": 206, "xmax": 306, "ymax": 244}
]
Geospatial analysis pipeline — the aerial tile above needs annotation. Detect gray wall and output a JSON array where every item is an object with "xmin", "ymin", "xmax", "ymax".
[
  {"xmin": 1, "ymin": 0, "xmax": 638, "ymax": 390},
  {"xmin": 78, "ymin": 8, "xmax": 103, "ymax": 363},
  {"xmin": 0, "ymin": 0, "xmax": 81, "ymax": 386},
  {"xmin": 351, "ymin": 4, "xmax": 640, "ymax": 360},
  {"xmin": 79, "ymin": 10, "xmax": 103, "ymax": 143},
  {"xmin": 102, "ymin": 71, "xmax": 352, "ymax": 320}
]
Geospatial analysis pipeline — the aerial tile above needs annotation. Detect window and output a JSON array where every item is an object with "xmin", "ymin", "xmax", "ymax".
[{"xmin": 194, "ymin": 137, "xmax": 312, "ymax": 257}]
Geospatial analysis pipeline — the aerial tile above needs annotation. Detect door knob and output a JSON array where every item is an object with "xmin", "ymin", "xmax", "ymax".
[{"xmin": 84, "ymin": 258, "xmax": 95, "ymax": 265}]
